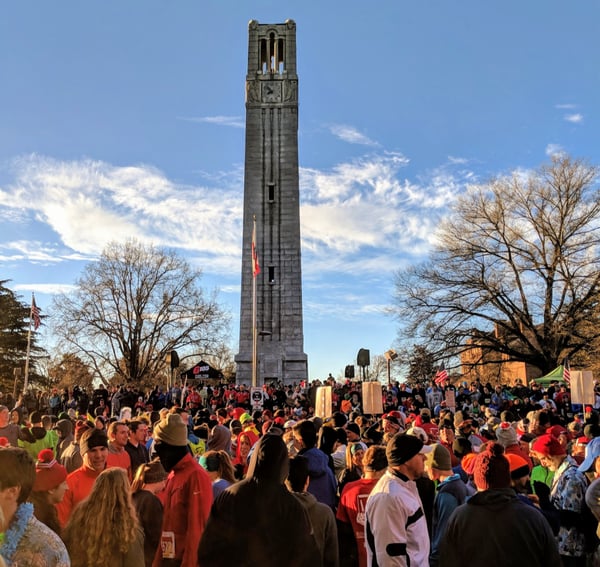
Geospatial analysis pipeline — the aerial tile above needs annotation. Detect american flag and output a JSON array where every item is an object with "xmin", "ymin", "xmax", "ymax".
[
  {"xmin": 31, "ymin": 295, "xmax": 41, "ymax": 330},
  {"xmin": 434, "ymin": 362, "xmax": 448, "ymax": 386},
  {"xmin": 562, "ymin": 357, "xmax": 571, "ymax": 385},
  {"xmin": 252, "ymin": 217, "xmax": 260, "ymax": 278}
]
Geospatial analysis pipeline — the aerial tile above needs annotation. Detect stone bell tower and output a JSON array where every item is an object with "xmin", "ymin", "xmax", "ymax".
[{"xmin": 235, "ymin": 19, "xmax": 308, "ymax": 385}]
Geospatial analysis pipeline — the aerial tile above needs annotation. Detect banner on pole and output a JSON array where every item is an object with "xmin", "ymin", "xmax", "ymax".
[
  {"xmin": 570, "ymin": 370, "xmax": 595, "ymax": 406},
  {"xmin": 315, "ymin": 386, "xmax": 332, "ymax": 419},
  {"xmin": 362, "ymin": 382, "xmax": 384, "ymax": 415}
]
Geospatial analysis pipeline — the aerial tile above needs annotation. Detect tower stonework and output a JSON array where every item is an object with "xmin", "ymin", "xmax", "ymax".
[{"xmin": 235, "ymin": 19, "xmax": 308, "ymax": 385}]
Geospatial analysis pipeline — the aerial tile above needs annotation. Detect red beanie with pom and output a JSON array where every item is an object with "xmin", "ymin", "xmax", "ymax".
[
  {"xmin": 33, "ymin": 449, "xmax": 67, "ymax": 492},
  {"xmin": 473, "ymin": 442, "xmax": 511, "ymax": 490}
]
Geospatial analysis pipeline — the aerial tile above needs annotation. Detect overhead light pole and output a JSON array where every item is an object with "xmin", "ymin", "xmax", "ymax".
[{"xmin": 384, "ymin": 349, "xmax": 398, "ymax": 386}]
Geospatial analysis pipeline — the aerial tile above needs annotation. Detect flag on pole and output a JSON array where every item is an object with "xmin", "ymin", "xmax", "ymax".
[
  {"xmin": 31, "ymin": 295, "xmax": 41, "ymax": 330},
  {"xmin": 252, "ymin": 217, "xmax": 260, "ymax": 277},
  {"xmin": 562, "ymin": 357, "xmax": 571, "ymax": 385},
  {"xmin": 434, "ymin": 362, "xmax": 448, "ymax": 386}
]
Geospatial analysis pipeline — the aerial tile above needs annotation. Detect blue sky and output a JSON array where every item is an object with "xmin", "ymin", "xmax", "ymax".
[{"xmin": 1, "ymin": 1, "xmax": 599, "ymax": 381}]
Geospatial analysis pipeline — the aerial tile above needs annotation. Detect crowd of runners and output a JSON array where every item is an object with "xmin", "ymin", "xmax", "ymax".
[{"xmin": 1, "ymin": 376, "xmax": 600, "ymax": 566}]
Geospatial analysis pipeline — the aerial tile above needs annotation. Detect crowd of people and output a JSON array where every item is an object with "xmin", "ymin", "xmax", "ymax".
[{"xmin": 1, "ymin": 375, "xmax": 600, "ymax": 566}]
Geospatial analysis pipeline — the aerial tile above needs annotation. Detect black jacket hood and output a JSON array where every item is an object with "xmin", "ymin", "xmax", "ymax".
[{"xmin": 246, "ymin": 433, "xmax": 289, "ymax": 483}]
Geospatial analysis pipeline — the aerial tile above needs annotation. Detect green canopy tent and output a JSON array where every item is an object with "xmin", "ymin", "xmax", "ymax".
[{"xmin": 531, "ymin": 365, "xmax": 566, "ymax": 386}]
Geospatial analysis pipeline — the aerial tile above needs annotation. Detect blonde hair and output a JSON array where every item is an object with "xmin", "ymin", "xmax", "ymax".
[{"xmin": 63, "ymin": 468, "xmax": 140, "ymax": 567}]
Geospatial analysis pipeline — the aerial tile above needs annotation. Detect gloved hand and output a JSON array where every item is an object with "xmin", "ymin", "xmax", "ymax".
[{"xmin": 533, "ymin": 481, "xmax": 552, "ymax": 510}]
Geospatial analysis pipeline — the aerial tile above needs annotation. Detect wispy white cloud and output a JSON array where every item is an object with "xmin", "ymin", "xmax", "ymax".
[
  {"xmin": 0, "ymin": 155, "xmax": 244, "ymax": 274},
  {"xmin": 0, "ymin": 240, "xmax": 91, "ymax": 264},
  {"xmin": 564, "ymin": 113, "xmax": 583, "ymax": 124},
  {"xmin": 545, "ymin": 144, "xmax": 566, "ymax": 157},
  {"xmin": 177, "ymin": 115, "xmax": 245, "ymax": 128},
  {"xmin": 447, "ymin": 156, "xmax": 468, "ymax": 165},
  {"xmin": 13, "ymin": 282, "xmax": 77, "ymax": 295},
  {"xmin": 555, "ymin": 103, "xmax": 577, "ymax": 110},
  {"xmin": 328, "ymin": 124, "xmax": 379, "ymax": 147},
  {"xmin": 0, "ymin": 151, "xmax": 474, "ymax": 285}
]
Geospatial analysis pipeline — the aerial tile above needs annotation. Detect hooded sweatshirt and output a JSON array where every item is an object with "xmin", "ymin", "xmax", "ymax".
[
  {"xmin": 18, "ymin": 425, "xmax": 57, "ymax": 458},
  {"xmin": 54, "ymin": 419, "xmax": 74, "ymax": 460},
  {"xmin": 198, "ymin": 434, "xmax": 321, "ymax": 567},
  {"xmin": 293, "ymin": 491, "xmax": 339, "ymax": 567},
  {"xmin": 439, "ymin": 488, "xmax": 560, "ymax": 567},
  {"xmin": 299, "ymin": 446, "xmax": 338, "ymax": 509}
]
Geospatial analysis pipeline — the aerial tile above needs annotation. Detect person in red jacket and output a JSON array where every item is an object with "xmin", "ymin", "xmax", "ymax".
[
  {"xmin": 55, "ymin": 428, "xmax": 110, "ymax": 528},
  {"xmin": 152, "ymin": 412, "xmax": 213, "ymax": 567}
]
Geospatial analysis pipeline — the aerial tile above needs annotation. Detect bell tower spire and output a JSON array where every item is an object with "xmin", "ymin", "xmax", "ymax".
[{"xmin": 235, "ymin": 20, "xmax": 308, "ymax": 385}]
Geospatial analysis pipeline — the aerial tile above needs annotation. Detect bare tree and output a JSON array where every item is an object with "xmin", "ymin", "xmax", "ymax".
[
  {"xmin": 52, "ymin": 240, "xmax": 230, "ymax": 384},
  {"xmin": 48, "ymin": 353, "xmax": 95, "ymax": 391},
  {"xmin": 394, "ymin": 156, "xmax": 600, "ymax": 375}
]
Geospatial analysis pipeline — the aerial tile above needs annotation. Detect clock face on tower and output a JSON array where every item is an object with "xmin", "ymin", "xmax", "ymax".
[{"xmin": 262, "ymin": 82, "xmax": 282, "ymax": 103}]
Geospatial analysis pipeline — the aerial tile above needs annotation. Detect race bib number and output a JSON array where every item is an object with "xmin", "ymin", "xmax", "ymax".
[{"xmin": 161, "ymin": 531, "xmax": 176, "ymax": 558}]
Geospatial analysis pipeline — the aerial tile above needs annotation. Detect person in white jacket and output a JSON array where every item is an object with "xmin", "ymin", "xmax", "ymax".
[{"xmin": 365, "ymin": 433, "xmax": 432, "ymax": 567}]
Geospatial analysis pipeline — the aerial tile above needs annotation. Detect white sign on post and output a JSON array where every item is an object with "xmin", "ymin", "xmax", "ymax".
[
  {"xmin": 315, "ymin": 386, "xmax": 332, "ymax": 419},
  {"xmin": 570, "ymin": 371, "xmax": 595, "ymax": 406},
  {"xmin": 250, "ymin": 387, "xmax": 264, "ymax": 412},
  {"xmin": 362, "ymin": 382, "xmax": 384, "ymax": 415}
]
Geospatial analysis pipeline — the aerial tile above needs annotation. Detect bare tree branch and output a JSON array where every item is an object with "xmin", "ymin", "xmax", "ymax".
[{"xmin": 394, "ymin": 156, "xmax": 600, "ymax": 374}]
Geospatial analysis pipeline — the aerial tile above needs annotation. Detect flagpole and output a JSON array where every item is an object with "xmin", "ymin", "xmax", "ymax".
[
  {"xmin": 23, "ymin": 294, "xmax": 35, "ymax": 395},
  {"xmin": 251, "ymin": 216, "xmax": 258, "ymax": 388}
]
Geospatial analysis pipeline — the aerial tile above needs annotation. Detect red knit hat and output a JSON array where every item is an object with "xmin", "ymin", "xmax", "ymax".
[
  {"xmin": 531, "ymin": 433, "xmax": 566, "ymax": 457},
  {"xmin": 33, "ymin": 449, "xmax": 67, "ymax": 492},
  {"xmin": 548, "ymin": 425, "xmax": 569, "ymax": 440},
  {"xmin": 473, "ymin": 443, "xmax": 511, "ymax": 490}
]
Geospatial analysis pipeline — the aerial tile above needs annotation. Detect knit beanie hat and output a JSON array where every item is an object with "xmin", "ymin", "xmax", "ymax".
[
  {"xmin": 425, "ymin": 443, "xmax": 452, "ymax": 471},
  {"xmin": 505, "ymin": 453, "xmax": 530, "ymax": 480},
  {"xmin": 495, "ymin": 422, "xmax": 518, "ymax": 447},
  {"xmin": 548, "ymin": 425, "xmax": 568, "ymax": 439},
  {"xmin": 473, "ymin": 442, "xmax": 511, "ymax": 490},
  {"xmin": 74, "ymin": 420, "xmax": 92, "ymax": 440},
  {"xmin": 386, "ymin": 433, "xmax": 432, "ymax": 467},
  {"xmin": 239, "ymin": 413, "xmax": 253, "ymax": 425},
  {"xmin": 531, "ymin": 433, "xmax": 566, "ymax": 457},
  {"xmin": 153, "ymin": 413, "xmax": 188, "ymax": 447},
  {"xmin": 80, "ymin": 428, "xmax": 108, "ymax": 455},
  {"xmin": 33, "ymin": 449, "xmax": 67, "ymax": 492},
  {"xmin": 346, "ymin": 423, "xmax": 361, "ymax": 437},
  {"xmin": 143, "ymin": 458, "xmax": 168, "ymax": 484},
  {"xmin": 461, "ymin": 453, "xmax": 477, "ymax": 475}
]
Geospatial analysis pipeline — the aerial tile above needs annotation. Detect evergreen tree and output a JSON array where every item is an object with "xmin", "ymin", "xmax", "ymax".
[{"xmin": 0, "ymin": 281, "xmax": 45, "ymax": 392}]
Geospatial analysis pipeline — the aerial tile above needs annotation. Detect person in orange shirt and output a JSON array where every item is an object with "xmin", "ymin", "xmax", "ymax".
[
  {"xmin": 106, "ymin": 420, "xmax": 132, "ymax": 479},
  {"xmin": 56, "ymin": 428, "xmax": 109, "ymax": 528}
]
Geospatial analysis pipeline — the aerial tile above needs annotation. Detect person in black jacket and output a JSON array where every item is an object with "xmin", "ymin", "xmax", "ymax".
[{"xmin": 198, "ymin": 434, "xmax": 321, "ymax": 567}]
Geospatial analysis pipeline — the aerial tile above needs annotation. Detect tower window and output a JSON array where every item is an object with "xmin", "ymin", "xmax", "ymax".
[
  {"xmin": 268, "ymin": 182, "xmax": 275, "ymax": 202},
  {"xmin": 260, "ymin": 39, "xmax": 268, "ymax": 74},
  {"xmin": 269, "ymin": 33, "xmax": 276, "ymax": 73},
  {"xmin": 268, "ymin": 266, "xmax": 275, "ymax": 284},
  {"xmin": 277, "ymin": 39, "xmax": 285, "ymax": 73}
]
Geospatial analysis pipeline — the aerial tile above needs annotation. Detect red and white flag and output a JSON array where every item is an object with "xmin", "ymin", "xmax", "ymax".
[
  {"xmin": 31, "ymin": 295, "xmax": 41, "ymax": 330},
  {"xmin": 434, "ymin": 362, "xmax": 448, "ymax": 386},
  {"xmin": 562, "ymin": 357, "xmax": 571, "ymax": 385},
  {"xmin": 252, "ymin": 218, "xmax": 260, "ymax": 278}
]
